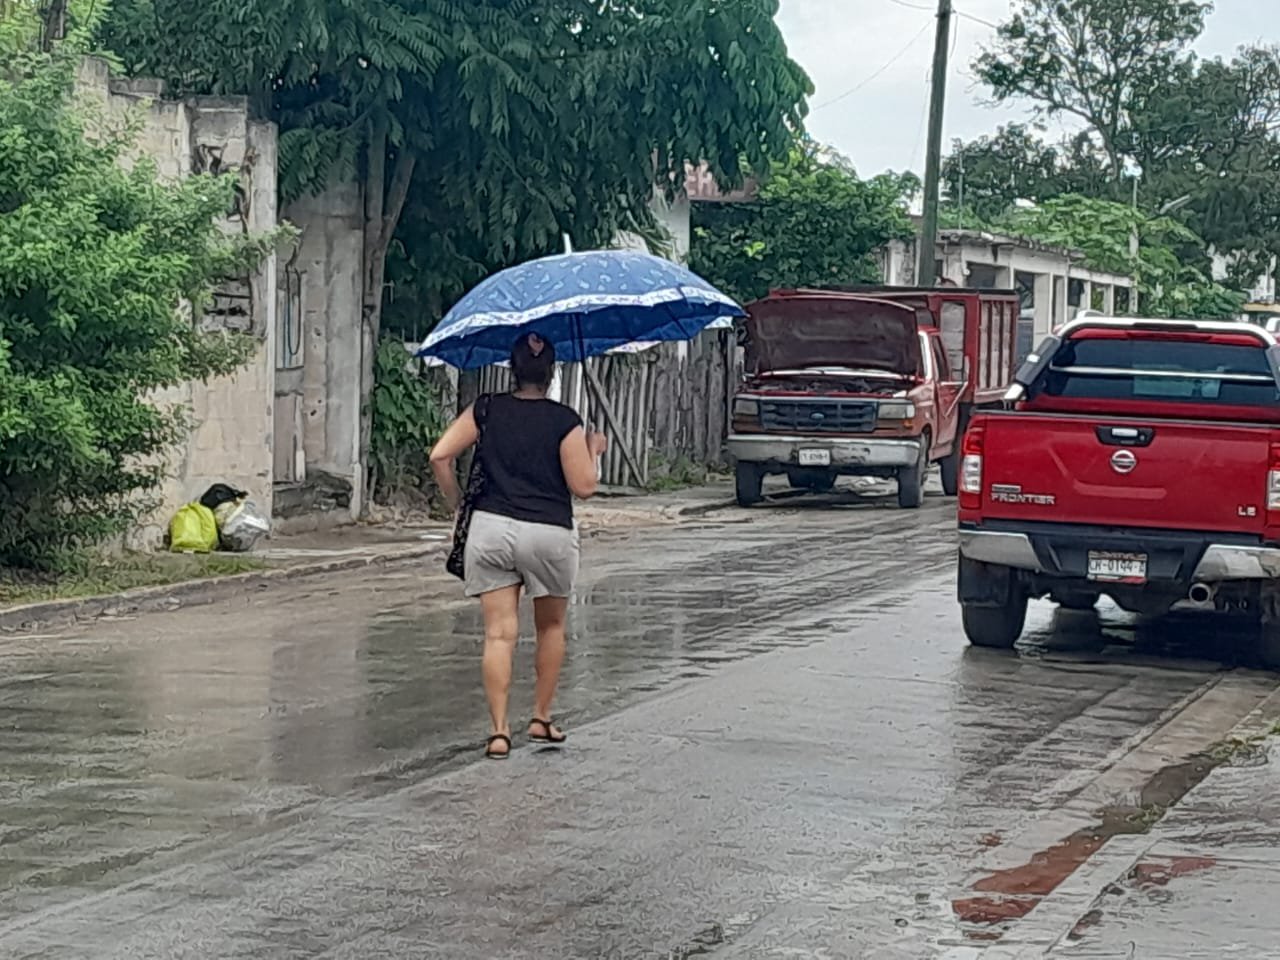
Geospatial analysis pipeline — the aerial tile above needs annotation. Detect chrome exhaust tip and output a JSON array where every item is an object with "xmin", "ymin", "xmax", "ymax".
[{"xmin": 1188, "ymin": 582, "xmax": 1215, "ymax": 605}]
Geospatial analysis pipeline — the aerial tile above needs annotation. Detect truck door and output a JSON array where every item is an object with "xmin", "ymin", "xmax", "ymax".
[{"xmin": 930, "ymin": 335, "xmax": 963, "ymax": 450}]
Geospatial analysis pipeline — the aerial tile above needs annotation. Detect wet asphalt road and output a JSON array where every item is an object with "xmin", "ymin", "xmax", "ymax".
[{"xmin": 1, "ymin": 488, "xmax": 1277, "ymax": 958}]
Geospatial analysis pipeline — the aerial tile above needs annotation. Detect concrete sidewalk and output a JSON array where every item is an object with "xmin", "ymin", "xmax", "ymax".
[
  {"xmin": 1039, "ymin": 720, "xmax": 1280, "ymax": 957},
  {"xmin": 962, "ymin": 692, "xmax": 1280, "ymax": 959}
]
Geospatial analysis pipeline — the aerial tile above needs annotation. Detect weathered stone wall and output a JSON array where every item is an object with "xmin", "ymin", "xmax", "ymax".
[
  {"xmin": 278, "ymin": 184, "xmax": 366, "ymax": 521},
  {"xmin": 76, "ymin": 59, "xmax": 279, "ymax": 546}
]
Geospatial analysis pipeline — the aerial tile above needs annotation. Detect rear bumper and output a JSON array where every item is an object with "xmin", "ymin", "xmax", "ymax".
[
  {"xmin": 958, "ymin": 523, "xmax": 1280, "ymax": 583},
  {"xmin": 728, "ymin": 434, "xmax": 920, "ymax": 469}
]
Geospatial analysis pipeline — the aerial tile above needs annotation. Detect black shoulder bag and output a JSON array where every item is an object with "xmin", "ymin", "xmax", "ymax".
[{"xmin": 446, "ymin": 394, "xmax": 491, "ymax": 580}]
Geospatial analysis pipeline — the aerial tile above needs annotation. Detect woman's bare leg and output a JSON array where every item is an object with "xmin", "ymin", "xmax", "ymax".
[
  {"xmin": 531, "ymin": 596, "xmax": 569, "ymax": 735},
  {"xmin": 480, "ymin": 585, "xmax": 522, "ymax": 755}
]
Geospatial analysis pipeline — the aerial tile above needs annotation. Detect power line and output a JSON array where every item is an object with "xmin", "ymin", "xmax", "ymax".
[
  {"xmin": 811, "ymin": 20, "xmax": 933, "ymax": 112},
  {"xmin": 890, "ymin": 0, "xmax": 999, "ymax": 28},
  {"xmin": 954, "ymin": 8, "xmax": 998, "ymax": 28}
]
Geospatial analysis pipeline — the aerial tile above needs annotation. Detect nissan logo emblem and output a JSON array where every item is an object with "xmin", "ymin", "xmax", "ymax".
[{"xmin": 1111, "ymin": 449, "xmax": 1138, "ymax": 474}]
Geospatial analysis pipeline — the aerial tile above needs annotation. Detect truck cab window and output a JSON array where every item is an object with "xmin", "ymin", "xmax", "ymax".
[
  {"xmin": 940, "ymin": 301, "xmax": 966, "ymax": 376},
  {"xmin": 1039, "ymin": 337, "xmax": 1280, "ymax": 406}
]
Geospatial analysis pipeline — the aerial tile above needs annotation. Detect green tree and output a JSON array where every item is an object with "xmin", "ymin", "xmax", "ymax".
[
  {"xmin": 942, "ymin": 124, "xmax": 1111, "ymax": 222},
  {"xmin": 1128, "ymin": 46, "xmax": 1280, "ymax": 287},
  {"xmin": 1002, "ymin": 195, "xmax": 1244, "ymax": 319},
  {"xmin": 97, "ymin": 0, "xmax": 812, "ymax": 473},
  {"xmin": 975, "ymin": 0, "xmax": 1209, "ymax": 182},
  {"xmin": 0, "ymin": 53, "xmax": 276, "ymax": 570},
  {"xmin": 690, "ymin": 144, "xmax": 916, "ymax": 305}
]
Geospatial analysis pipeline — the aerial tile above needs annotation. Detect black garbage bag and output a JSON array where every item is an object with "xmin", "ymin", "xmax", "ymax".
[{"xmin": 199, "ymin": 483, "xmax": 248, "ymax": 511}]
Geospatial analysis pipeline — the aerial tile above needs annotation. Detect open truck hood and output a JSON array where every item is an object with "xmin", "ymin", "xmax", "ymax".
[{"xmin": 743, "ymin": 292, "xmax": 923, "ymax": 377}]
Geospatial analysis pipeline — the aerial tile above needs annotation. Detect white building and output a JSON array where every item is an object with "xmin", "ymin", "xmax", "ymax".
[{"xmin": 883, "ymin": 228, "xmax": 1137, "ymax": 343}]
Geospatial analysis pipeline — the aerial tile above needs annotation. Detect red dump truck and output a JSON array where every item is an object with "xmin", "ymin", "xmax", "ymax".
[{"xmin": 729, "ymin": 286, "xmax": 1021, "ymax": 507}]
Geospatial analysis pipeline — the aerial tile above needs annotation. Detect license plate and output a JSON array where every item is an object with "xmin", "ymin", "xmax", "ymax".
[
  {"xmin": 798, "ymin": 448, "xmax": 831, "ymax": 466},
  {"xmin": 1087, "ymin": 551, "xmax": 1148, "ymax": 583}
]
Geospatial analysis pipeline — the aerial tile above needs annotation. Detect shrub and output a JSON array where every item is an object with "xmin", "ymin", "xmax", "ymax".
[{"xmin": 0, "ymin": 53, "xmax": 275, "ymax": 570}]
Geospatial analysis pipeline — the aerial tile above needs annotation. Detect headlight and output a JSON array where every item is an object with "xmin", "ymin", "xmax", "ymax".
[
  {"xmin": 733, "ymin": 398, "xmax": 760, "ymax": 418},
  {"xmin": 878, "ymin": 401, "xmax": 915, "ymax": 420}
]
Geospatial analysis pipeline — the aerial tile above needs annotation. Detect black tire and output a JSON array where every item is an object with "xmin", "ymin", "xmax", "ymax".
[
  {"xmin": 938, "ymin": 451, "xmax": 959, "ymax": 497},
  {"xmin": 962, "ymin": 595, "xmax": 1028, "ymax": 649},
  {"xmin": 735, "ymin": 462, "xmax": 765, "ymax": 507},
  {"xmin": 897, "ymin": 435, "xmax": 929, "ymax": 509}
]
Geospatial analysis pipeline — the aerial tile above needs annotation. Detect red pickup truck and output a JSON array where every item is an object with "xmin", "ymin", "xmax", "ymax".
[
  {"xmin": 957, "ymin": 316, "xmax": 1280, "ymax": 666},
  {"xmin": 729, "ymin": 286, "xmax": 1019, "ymax": 508}
]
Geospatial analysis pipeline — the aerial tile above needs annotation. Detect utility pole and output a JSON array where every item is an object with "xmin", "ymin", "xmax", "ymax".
[{"xmin": 915, "ymin": 0, "xmax": 953, "ymax": 288}]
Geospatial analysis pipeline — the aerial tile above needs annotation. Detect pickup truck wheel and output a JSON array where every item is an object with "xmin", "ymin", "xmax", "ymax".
[
  {"xmin": 897, "ymin": 437, "xmax": 928, "ymax": 509},
  {"xmin": 938, "ymin": 452, "xmax": 959, "ymax": 497},
  {"xmin": 962, "ymin": 596, "xmax": 1028, "ymax": 649},
  {"xmin": 735, "ymin": 463, "xmax": 765, "ymax": 507}
]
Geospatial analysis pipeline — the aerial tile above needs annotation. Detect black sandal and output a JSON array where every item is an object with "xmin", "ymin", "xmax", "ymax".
[
  {"xmin": 485, "ymin": 733, "xmax": 512, "ymax": 760},
  {"xmin": 528, "ymin": 718, "xmax": 567, "ymax": 745}
]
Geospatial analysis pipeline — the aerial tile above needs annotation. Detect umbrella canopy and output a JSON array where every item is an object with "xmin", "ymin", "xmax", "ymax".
[{"xmin": 416, "ymin": 250, "xmax": 743, "ymax": 369}]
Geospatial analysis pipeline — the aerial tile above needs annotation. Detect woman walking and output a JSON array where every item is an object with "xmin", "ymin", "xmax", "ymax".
[{"xmin": 430, "ymin": 334, "xmax": 607, "ymax": 760}]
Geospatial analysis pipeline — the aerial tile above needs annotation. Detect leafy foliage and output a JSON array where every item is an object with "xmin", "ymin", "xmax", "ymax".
[
  {"xmin": 97, "ymin": 0, "xmax": 812, "ymax": 490},
  {"xmin": 966, "ymin": 1, "xmax": 1280, "ymax": 311},
  {"xmin": 1001, "ymin": 196, "xmax": 1245, "ymax": 319},
  {"xmin": 690, "ymin": 145, "xmax": 917, "ymax": 305},
  {"xmin": 942, "ymin": 124, "xmax": 1109, "ymax": 222},
  {"xmin": 0, "ymin": 53, "xmax": 272, "ymax": 570},
  {"xmin": 97, "ymin": 0, "xmax": 812, "ymax": 319},
  {"xmin": 1127, "ymin": 46, "xmax": 1280, "ymax": 286},
  {"xmin": 975, "ymin": 0, "xmax": 1209, "ymax": 179},
  {"xmin": 369, "ymin": 338, "xmax": 449, "ymax": 503},
  {"xmin": 1, "ymin": 0, "xmax": 111, "ymax": 57}
]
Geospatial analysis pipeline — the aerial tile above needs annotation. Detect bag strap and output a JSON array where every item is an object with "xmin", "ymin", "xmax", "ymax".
[{"xmin": 474, "ymin": 393, "xmax": 492, "ymax": 432}]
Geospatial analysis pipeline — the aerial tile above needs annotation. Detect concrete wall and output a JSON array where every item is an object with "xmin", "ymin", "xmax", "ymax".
[
  {"xmin": 612, "ymin": 191, "xmax": 693, "ymax": 262},
  {"xmin": 278, "ymin": 184, "xmax": 366, "ymax": 519},
  {"xmin": 76, "ymin": 59, "xmax": 278, "ymax": 546}
]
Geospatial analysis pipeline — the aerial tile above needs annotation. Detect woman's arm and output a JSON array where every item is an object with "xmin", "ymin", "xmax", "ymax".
[
  {"xmin": 429, "ymin": 405, "xmax": 479, "ymax": 512},
  {"xmin": 560, "ymin": 426, "xmax": 608, "ymax": 499}
]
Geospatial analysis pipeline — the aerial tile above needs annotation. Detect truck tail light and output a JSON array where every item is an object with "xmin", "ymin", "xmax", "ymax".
[
  {"xmin": 959, "ymin": 421, "xmax": 985, "ymax": 508},
  {"xmin": 1268, "ymin": 441, "xmax": 1280, "ymax": 512}
]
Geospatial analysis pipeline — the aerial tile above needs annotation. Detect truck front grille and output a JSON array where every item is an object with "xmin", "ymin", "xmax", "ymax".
[{"xmin": 759, "ymin": 399, "xmax": 877, "ymax": 434}]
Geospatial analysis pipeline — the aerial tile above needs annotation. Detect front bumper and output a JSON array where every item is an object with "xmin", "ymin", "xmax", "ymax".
[
  {"xmin": 727, "ymin": 434, "xmax": 920, "ymax": 469},
  {"xmin": 958, "ymin": 524, "xmax": 1280, "ymax": 583}
]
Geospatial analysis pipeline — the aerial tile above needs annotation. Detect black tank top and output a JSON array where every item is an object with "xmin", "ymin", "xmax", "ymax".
[{"xmin": 473, "ymin": 394, "xmax": 583, "ymax": 529}]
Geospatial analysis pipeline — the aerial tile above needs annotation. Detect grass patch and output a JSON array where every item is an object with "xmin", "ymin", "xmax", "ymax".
[
  {"xmin": 647, "ymin": 453, "xmax": 728, "ymax": 493},
  {"xmin": 0, "ymin": 553, "xmax": 268, "ymax": 607}
]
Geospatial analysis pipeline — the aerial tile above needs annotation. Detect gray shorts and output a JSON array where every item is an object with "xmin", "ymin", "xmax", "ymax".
[{"xmin": 464, "ymin": 511, "xmax": 580, "ymax": 599}]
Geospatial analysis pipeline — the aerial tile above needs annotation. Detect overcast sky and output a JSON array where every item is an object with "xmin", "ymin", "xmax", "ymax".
[{"xmin": 775, "ymin": 0, "xmax": 1271, "ymax": 177}]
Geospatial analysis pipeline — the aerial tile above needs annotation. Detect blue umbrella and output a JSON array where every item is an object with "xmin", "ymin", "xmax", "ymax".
[{"xmin": 416, "ymin": 250, "xmax": 743, "ymax": 369}]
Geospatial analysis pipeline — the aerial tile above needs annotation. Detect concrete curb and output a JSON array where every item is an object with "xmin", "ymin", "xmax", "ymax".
[
  {"xmin": 0, "ymin": 543, "xmax": 448, "ymax": 635},
  {"xmin": 0, "ymin": 497, "xmax": 737, "ymax": 635}
]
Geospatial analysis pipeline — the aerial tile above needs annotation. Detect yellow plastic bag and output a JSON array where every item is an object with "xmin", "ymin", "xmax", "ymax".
[{"xmin": 169, "ymin": 503, "xmax": 218, "ymax": 553}]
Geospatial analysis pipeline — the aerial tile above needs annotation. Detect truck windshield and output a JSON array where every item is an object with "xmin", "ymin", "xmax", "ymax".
[{"xmin": 1039, "ymin": 336, "xmax": 1280, "ymax": 406}]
